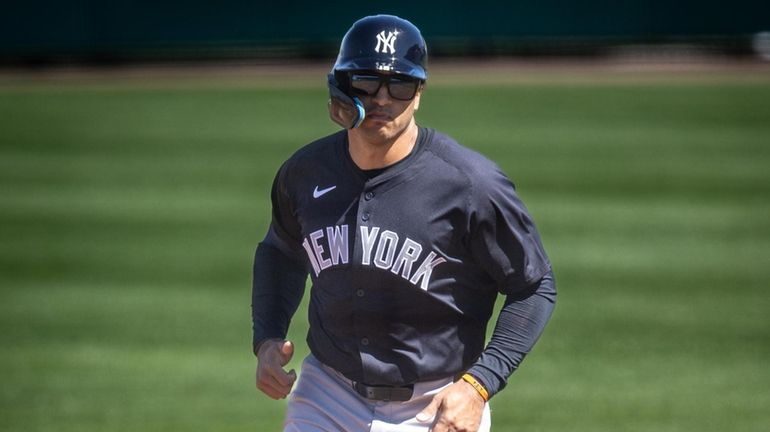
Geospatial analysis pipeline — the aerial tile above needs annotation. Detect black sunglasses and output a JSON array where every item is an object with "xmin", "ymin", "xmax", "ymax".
[{"xmin": 349, "ymin": 73, "xmax": 422, "ymax": 101}]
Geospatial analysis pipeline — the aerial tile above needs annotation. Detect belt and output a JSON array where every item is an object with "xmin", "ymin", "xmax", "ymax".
[
  {"xmin": 352, "ymin": 381, "xmax": 414, "ymax": 402},
  {"xmin": 313, "ymin": 355, "xmax": 447, "ymax": 402}
]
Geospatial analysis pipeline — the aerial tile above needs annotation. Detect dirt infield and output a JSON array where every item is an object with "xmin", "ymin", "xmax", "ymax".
[{"xmin": 1, "ymin": 56, "xmax": 769, "ymax": 90}]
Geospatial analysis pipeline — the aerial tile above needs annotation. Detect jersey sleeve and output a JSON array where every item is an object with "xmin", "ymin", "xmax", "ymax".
[
  {"xmin": 467, "ymin": 269, "xmax": 556, "ymax": 398},
  {"xmin": 251, "ymin": 161, "xmax": 309, "ymax": 353},
  {"xmin": 263, "ymin": 160, "xmax": 305, "ymax": 259},
  {"xmin": 468, "ymin": 167, "xmax": 551, "ymax": 295}
]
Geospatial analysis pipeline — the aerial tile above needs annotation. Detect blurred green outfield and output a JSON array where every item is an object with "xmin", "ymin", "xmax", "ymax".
[{"xmin": 1, "ymin": 64, "xmax": 769, "ymax": 431}]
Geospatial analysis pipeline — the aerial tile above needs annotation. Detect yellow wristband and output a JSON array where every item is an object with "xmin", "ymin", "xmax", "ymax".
[{"xmin": 461, "ymin": 373, "xmax": 489, "ymax": 401}]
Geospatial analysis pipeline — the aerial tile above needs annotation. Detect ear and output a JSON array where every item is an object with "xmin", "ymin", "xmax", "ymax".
[{"xmin": 413, "ymin": 88, "xmax": 422, "ymax": 111}]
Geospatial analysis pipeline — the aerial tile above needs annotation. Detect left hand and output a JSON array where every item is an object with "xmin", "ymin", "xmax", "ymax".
[{"xmin": 415, "ymin": 379, "xmax": 486, "ymax": 431}]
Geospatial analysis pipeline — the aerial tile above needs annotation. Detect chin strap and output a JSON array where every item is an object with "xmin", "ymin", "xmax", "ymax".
[{"xmin": 327, "ymin": 74, "xmax": 365, "ymax": 129}]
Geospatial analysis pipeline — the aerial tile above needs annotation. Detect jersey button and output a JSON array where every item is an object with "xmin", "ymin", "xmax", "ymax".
[
  {"xmin": 364, "ymin": 192, "xmax": 374, "ymax": 201},
  {"xmin": 356, "ymin": 289, "xmax": 364, "ymax": 297},
  {"xmin": 361, "ymin": 212, "xmax": 370, "ymax": 222},
  {"xmin": 361, "ymin": 338, "xmax": 369, "ymax": 346}
]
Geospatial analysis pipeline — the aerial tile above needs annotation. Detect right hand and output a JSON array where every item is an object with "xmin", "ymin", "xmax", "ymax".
[{"xmin": 255, "ymin": 339, "xmax": 297, "ymax": 399}]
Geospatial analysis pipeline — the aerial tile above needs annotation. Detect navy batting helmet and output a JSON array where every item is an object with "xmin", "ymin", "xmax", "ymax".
[{"xmin": 333, "ymin": 14, "xmax": 428, "ymax": 81}]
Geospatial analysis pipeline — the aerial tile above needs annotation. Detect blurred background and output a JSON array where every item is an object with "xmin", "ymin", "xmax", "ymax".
[
  {"xmin": 2, "ymin": 0, "xmax": 770, "ymax": 65},
  {"xmin": 1, "ymin": 1, "xmax": 769, "ymax": 432}
]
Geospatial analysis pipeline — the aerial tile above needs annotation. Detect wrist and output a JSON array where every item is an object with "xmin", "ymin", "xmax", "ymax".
[
  {"xmin": 254, "ymin": 337, "xmax": 282, "ymax": 357},
  {"xmin": 461, "ymin": 373, "xmax": 490, "ymax": 402}
]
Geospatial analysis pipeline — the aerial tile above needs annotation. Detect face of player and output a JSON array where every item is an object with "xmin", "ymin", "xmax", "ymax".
[{"xmin": 349, "ymin": 72, "xmax": 423, "ymax": 146}]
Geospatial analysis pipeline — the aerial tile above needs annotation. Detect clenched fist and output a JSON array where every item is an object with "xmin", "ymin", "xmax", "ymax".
[{"xmin": 255, "ymin": 339, "xmax": 297, "ymax": 399}]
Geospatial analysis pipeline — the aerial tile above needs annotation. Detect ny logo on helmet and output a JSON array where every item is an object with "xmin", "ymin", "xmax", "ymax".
[{"xmin": 375, "ymin": 30, "xmax": 398, "ymax": 54}]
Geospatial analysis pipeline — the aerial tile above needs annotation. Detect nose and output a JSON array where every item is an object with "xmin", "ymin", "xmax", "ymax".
[{"xmin": 371, "ymin": 82, "xmax": 391, "ymax": 105}]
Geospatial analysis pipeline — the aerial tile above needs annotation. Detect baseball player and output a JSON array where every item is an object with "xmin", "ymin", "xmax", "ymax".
[{"xmin": 252, "ymin": 14, "xmax": 556, "ymax": 431}]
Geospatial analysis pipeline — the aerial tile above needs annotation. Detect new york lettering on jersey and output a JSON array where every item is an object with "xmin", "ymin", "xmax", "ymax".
[{"xmin": 301, "ymin": 224, "xmax": 446, "ymax": 290}]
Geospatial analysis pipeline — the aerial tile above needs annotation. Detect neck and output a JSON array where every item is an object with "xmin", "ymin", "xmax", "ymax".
[{"xmin": 348, "ymin": 120, "xmax": 418, "ymax": 170}]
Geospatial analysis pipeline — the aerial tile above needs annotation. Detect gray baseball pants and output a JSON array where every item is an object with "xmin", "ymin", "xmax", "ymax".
[{"xmin": 283, "ymin": 354, "xmax": 491, "ymax": 431}]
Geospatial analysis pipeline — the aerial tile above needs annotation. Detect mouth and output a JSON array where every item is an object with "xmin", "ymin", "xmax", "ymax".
[{"xmin": 366, "ymin": 111, "xmax": 392, "ymax": 122}]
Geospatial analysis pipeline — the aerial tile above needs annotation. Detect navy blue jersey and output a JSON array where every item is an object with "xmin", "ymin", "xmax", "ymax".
[{"xmin": 262, "ymin": 127, "xmax": 551, "ymax": 386}]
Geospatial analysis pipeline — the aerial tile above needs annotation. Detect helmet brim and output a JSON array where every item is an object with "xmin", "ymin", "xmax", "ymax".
[{"xmin": 335, "ymin": 57, "xmax": 427, "ymax": 81}]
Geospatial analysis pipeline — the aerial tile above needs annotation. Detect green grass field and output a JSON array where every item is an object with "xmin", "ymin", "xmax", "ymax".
[{"xmin": 1, "ymin": 64, "xmax": 769, "ymax": 431}]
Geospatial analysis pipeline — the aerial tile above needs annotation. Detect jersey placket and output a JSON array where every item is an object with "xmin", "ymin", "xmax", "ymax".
[
  {"xmin": 341, "ymin": 130, "xmax": 430, "ymax": 383},
  {"xmin": 350, "ymin": 180, "xmax": 378, "ymax": 381}
]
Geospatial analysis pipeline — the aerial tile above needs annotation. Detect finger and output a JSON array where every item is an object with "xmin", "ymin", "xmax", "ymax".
[
  {"xmin": 258, "ymin": 381, "xmax": 289, "ymax": 400},
  {"xmin": 273, "ymin": 367, "xmax": 297, "ymax": 387},
  {"xmin": 256, "ymin": 367, "xmax": 287, "ymax": 399},
  {"xmin": 257, "ymin": 370, "xmax": 294, "ymax": 398},
  {"xmin": 416, "ymin": 394, "xmax": 442, "ymax": 423},
  {"xmin": 429, "ymin": 416, "xmax": 449, "ymax": 432},
  {"xmin": 260, "ymin": 365, "xmax": 297, "ymax": 388},
  {"xmin": 256, "ymin": 377, "xmax": 284, "ymax": 399},
  {"xmin": 280, "ymin": 340, "xmax": 294, "ymax": 365}
]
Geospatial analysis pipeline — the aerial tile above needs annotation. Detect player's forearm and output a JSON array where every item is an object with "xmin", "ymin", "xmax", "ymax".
[
  {"xmin": 251, "ymin": 241, "xmax": 308, "ymax": 355},
  {"xmin": 467, "ymin": 269, "xmax": 556, "ymax": 398}
]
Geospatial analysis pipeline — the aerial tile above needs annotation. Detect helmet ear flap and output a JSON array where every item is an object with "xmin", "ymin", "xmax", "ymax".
[{"xmin": 327, "ymin": 73, "xmax": 365, "ymax": 129}]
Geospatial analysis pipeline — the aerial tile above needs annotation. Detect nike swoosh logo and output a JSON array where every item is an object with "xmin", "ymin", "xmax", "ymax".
[{"xmin": 313, "ymin": 185, "xmax": 337, "ymax": 199}]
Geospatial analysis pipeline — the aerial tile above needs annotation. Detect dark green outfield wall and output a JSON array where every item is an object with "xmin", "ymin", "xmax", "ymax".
[{"xmin": 2, "ymin": 0, "xmax": 768, "ymax": 61}]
